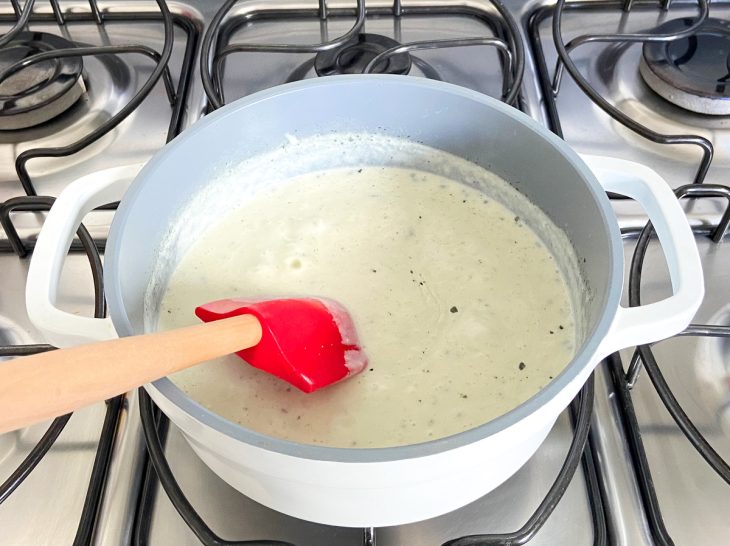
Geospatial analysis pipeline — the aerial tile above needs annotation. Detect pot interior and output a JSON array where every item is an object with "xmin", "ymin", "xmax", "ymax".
[{"xmin": 106, "ymin": 75, "xmax": 621, "ymax": 452}]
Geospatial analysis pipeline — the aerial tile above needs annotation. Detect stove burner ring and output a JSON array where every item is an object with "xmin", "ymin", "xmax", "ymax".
[
  {"xmin": 0, "ymin": 31, "xmax": 85, "ymax": 130},
  {"xmin": 314, "ymin": 33, "xmax": 412, "ymax": 76},
  {"xmin": 641, "ymin": 17, "xmax": 730, "ymax": 116}
]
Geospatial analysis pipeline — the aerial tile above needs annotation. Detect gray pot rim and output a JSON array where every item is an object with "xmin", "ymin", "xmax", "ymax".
[{"xmin": 106, "ymin": 74, "xmax": 623, "ymax": 463}]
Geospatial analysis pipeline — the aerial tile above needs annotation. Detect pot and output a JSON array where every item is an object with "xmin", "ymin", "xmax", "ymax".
[{"xmin": 26, "ymin": 75, "xmax": 703, "ymax": 527}]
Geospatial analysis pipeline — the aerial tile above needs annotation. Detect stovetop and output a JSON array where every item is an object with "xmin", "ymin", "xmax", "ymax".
[{"xmin": 0, "ymin": 1, "xmax": 728, "ymax": 545}]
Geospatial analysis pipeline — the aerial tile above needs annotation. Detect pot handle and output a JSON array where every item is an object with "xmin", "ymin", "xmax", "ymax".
[
  {"xmin": 26, "ymin": 165, "xmax": 144, "ymax": 348},
  {"xmin": 580, "ymin": 155, "xmax": 704, "ymax": 357}
]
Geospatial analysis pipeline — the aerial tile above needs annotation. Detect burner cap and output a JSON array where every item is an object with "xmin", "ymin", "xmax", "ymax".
[
  {"xmin": 314, "ymin": 33, "xmax": 411, "ymax": 76},
  {"xmin": 0, "ymin": 31, "xmax": 85, "ymax": 130},
  {"xmin": 640, "ymin": 17, "xmax": 730, "ymax": 115}
]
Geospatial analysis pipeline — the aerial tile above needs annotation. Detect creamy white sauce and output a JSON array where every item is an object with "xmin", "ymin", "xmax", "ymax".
[{"xmin": 157, "ymin": 166, "xmax": 577, "ymax": 448}]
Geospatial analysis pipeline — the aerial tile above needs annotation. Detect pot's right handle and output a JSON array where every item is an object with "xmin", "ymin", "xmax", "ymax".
[
  {"xmin": 26, "ymin": 165, "xmax": 143, "ymax": 348},
  {"xmin": 580, "ymin": 155, "xmax": 704, "ymax": 357}
]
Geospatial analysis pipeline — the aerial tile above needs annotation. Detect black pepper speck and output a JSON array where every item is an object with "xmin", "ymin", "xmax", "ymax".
[
  {"xmin": 519, "ymin": 362, "xmax": 526, "ymax": 370},
  {"xmin": 450, "ymin": 306, "xmax": 458, "ymax": 313}
]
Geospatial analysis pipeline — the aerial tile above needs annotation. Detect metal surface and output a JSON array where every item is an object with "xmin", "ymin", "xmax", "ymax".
[
  {"xmin": 93, "ymin": 390, "xmax": 146, "ymax": 546},
  {"xmin": 528, "ymin": 0, "xmax": 730, "ymax": 222},
  {"xmin": 0, "ymin": 1, "xmax": 201, "ymax": 235},
  {"xmin": 588, "ymin": 363, "xmax": 653, "ymax": 545},
  {"xmin": 618, "ymin": 235, "xmax": 730, "ymax": 545},
  {"xmin": 144, "ymin": 411, "xmax": 594, "ymax": 545},
  {"xmin": 0, "ymin": 253, "xmax": 108, "ymax": 546}
]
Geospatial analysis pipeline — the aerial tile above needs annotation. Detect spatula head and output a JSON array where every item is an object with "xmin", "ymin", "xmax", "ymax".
[{"xmin": 195, "ymin": 297, "xmax": 367, "ymax": 393}]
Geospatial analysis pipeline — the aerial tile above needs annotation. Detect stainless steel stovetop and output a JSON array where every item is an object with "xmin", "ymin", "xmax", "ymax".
[{"xmin": 0, "ymin": 1, "xmax": 728, "ymax": 545}]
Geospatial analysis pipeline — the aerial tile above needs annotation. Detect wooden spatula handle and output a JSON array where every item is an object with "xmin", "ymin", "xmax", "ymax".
[{"xmin": 0, "ymin": 314, "xmax": 261, "ymax": 434}]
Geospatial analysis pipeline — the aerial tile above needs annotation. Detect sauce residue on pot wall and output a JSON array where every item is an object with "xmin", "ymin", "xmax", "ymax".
[{"xmin": 156, "ymin": 165, "xmax": 578, "ymax": 448}]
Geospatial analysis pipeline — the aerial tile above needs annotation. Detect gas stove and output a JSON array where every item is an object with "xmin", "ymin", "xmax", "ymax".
[{"xmin": 0, "ymin": 1, "xmax": 728, "ymax": 545}]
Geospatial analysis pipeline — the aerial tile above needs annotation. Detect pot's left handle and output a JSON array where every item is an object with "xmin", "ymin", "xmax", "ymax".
[
  {"xmin": 580, "ymin": 155, "xmax": 704, "ymax": 357},
  {"xmin": 26, "ymin": 165, "xmax": 144, "ymax": 348}
]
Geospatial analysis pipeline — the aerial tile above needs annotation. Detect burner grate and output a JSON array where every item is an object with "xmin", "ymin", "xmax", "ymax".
[
  {"xmin": 529, "ymin": 0, "xmax": 714, "ymax": 187},
  {"xmin": 137, "ymin": 391, "xmax": 296, "ymax": 546},
  {"xmin": 0, "ymin": 0, "xmax": 198, "ymax": 197},
  {"xmin": 136, "ymin": 380, "xmax": 605, "ymax": 546},
  {"xmin": 200, "ymin": 0, "xmax": 524, "ymax": 110},
  {"xmin": 441, "ymin": 380, "xmax": 602, "ymax": 546},
  {"xmin": 0, "ymin": 195, "xmax": 119, "ymax": 545},
  {"xmin": 623, "ymin": 186, "xmax": 730, "ymax": 483}
]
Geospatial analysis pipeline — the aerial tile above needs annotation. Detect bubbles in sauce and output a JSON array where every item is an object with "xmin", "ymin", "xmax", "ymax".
[{"xmin": 158, "ymin": 166, "xmax": 577, "ymax": 448}]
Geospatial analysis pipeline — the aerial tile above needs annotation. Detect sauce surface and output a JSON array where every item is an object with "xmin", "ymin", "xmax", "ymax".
[{"xmin": 158, "ymin": 166, "xmax": 576, "ymax": 448}]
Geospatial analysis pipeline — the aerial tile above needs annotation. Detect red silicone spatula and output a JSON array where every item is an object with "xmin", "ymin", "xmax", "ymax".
[
  {"xmin": 0, "ymin": 297, "xmax": 367, "ymax": 434},
  {"xmin": 195, "ymin": 297, "xmax": 367, "ymax": 393}
]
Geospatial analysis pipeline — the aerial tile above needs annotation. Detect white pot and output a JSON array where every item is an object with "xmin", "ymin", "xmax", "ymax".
[{"xmin": 26, "ymin": 76, "xmax": 703, "ymax": 527}]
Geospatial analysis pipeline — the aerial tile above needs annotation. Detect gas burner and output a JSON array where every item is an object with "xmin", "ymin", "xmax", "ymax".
[
  {"xmin": 640, "ymin": 17, "xmax": 730, "ymax": 116},
  {"xmin": 0, "ymin": 32, "xmax": 85, "ymax": 130},
  {"xmin": 314, "ymin": 33, "xmax": 412, "ymax": 76}
]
